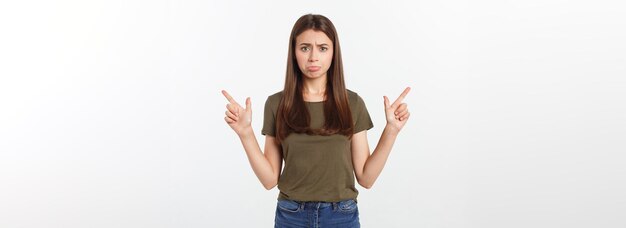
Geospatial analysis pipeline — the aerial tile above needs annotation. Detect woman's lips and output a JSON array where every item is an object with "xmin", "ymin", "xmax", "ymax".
[{"xmin": 307, "ymin": 66, "xmax": 321, "ymax": 72}]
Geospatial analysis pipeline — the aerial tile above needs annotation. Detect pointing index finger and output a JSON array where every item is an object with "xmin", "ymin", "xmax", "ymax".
[
  {"xmin": 392, "ymin": 87, "xmax": 411, "ymax": 107},
  {"xmin": 221, "ymin": 90, "xmax": 237, "ymax": 104}
]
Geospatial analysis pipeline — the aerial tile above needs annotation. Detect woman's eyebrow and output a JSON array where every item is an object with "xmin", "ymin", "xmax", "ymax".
[{"xmin": 298, "ymin": 43, "xmax": 329, "ymax": 46}]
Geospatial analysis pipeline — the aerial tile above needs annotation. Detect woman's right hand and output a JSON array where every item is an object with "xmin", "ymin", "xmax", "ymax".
[{"xmin": 221, "ymin": 90, "xmax": 252, "ymax": 136}]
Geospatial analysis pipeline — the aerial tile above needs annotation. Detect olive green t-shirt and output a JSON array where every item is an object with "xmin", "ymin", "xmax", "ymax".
[{"xmin": 261, "ymin": 89, "xmax": 374, "ymax": 203}]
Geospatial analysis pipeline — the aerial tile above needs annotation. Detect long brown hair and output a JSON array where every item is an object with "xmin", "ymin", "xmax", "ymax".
[{"xmin": 275, "ymin": 14, "xmax": 354, "ymax": 144}]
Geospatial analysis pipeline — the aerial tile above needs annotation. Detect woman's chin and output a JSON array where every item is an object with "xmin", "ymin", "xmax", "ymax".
[{"xmin": 302, "ymin": 72, "xmax": 326, "ymax": 79}]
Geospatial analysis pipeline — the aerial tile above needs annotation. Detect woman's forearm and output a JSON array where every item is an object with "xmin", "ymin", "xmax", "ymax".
[
  {"xmin": 360, "ymin": 124, "xmax": 400, "ymax": 188},
  {"xmin": 237, "ymin": 127, "xmax": 277, "ymax": 189}
]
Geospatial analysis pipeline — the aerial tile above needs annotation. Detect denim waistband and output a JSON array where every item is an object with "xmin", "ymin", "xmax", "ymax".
[{"xmin": 282, "ymin": 199, "xmax": 355, "ymax": 210}]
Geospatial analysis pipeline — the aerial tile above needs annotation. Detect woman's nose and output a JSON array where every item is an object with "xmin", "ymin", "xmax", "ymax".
[{"xmin": 308, "ymin": 50, "xmax": 319, "ymax": 62}]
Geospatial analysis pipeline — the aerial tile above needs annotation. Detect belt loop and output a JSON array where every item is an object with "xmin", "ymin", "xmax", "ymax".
[{"xmin": 332, "ymin": 202, "xmax": 337, "ymax": 211}]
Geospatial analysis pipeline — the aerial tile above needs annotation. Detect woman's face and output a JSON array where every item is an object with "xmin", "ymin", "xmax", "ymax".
[{"xmin": 295, "ymin": 29, "xmax": 334, "ymax": 79}]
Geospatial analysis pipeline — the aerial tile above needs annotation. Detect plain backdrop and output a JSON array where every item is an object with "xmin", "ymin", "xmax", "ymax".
[{"xmin": 1, "ymin": 0, "xmax": 625, "ymax": 227}]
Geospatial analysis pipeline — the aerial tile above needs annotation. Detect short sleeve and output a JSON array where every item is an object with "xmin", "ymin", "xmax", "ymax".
[
  {"xmin": 353, "ymin": 95, "xmax": 374, "ymax": 133},
  {"xmin": 261, "ymin": 96, "xmax": 276, "ymax": 136}
]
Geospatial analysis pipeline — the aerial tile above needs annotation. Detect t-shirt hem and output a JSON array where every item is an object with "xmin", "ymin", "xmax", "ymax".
[
  {"xmin": 261, "ymin": 130, "xmax": 275, "ymax": 136},
  {"xmin": 277, "ymin": 194, "xmax": 358, "ymax": 203}
]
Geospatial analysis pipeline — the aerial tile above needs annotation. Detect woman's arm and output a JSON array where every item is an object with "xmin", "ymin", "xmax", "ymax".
[
  {"xmin": 222, "ymin": 90, "xmax": 282, "ymax": 190},
  {"xmin": 352, "ymin": 87, "xmax": 411, "ymax": 189},
  {"xmin": 352, "ymin": 125, "xmax": 400, "ymax": 189},
  {"xmin": 238, "ymin": 129, "xmax": 283, "ymax": 190}
]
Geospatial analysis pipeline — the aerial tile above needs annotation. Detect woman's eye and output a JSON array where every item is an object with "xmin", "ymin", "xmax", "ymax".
[
  {"xmin": 320, "ymin": 47, "xmax": 328, "ymax": 51},
  {"xmin": 300, "ymin": 47, "xmax": 309, "ymax": 51}
]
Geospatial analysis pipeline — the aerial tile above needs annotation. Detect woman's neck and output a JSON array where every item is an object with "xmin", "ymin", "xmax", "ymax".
[{"xmin": 302, "ymin": 75, "xmax": 327, "ymax": 102}]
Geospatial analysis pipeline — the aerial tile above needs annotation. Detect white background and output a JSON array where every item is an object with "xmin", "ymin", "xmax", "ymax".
[{"xmin": 1, "ymin": 0, "xmax": 625, "ymax": 227}]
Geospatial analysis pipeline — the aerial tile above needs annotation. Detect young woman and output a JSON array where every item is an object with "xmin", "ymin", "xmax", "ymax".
[{"xmin": 222, "ymin": 14, "xmax": 410, "ymax": 228}]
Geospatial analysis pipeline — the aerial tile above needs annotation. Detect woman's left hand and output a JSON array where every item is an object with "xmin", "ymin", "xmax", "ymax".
[{"xmin": 384, "ymin": 87, "xmax": 411, "ymax": 134}]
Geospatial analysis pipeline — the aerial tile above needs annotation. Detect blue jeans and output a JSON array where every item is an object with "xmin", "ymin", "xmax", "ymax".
[{"xmin": 274, "ymin": 199, "xmax": 360, "ymax": 228}]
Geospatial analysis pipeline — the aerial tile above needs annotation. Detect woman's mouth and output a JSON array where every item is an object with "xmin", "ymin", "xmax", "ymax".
[{"xmin": 307, "ymin": 66, "xmax": 321, "ymax": 72}]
